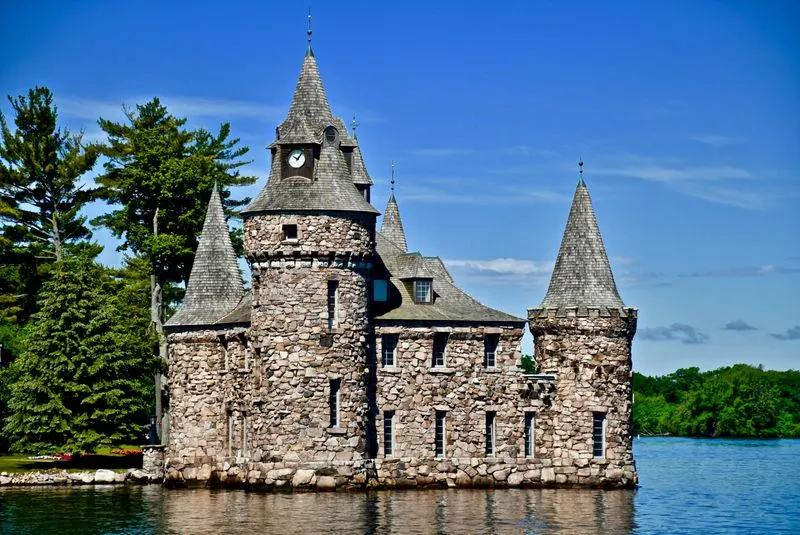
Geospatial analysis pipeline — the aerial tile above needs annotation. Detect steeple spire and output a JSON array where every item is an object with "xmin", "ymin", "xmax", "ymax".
[
  {"xmin": 539, "ymin": 171, "xmax": 625, "ymax": 312},
  {"xmin": 351, "ymin": 115, "xmax": 359, "ymax": 140},
  {"xmin": 306, "ymin": 9, "xmax": 313, "ymax": 56},
  {"xmin": 166, "ymin": 187, "xmax": 245, "ymax": 327},
  {"xmin": 380, "ymin": 162, "xmax": 408, "ymax": 252}
]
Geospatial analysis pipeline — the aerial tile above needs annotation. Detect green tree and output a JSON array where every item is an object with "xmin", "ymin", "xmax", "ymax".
[
  {"xmin": 0, "ymin": 86, "xmax": 100, "ymax": 322},
  {"xmin": 94, "ymin": 98, "xmax": 255, "ymax": 437},
  {"xmin": 3, "ymin": 259, "xmax": 158, "ymax": 453}
]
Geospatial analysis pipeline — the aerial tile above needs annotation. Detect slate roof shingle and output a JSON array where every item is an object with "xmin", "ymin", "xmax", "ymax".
[
  {"xmin": 539, "ymin": 179, "xmax": 626, "ymax": 312},
  {"xmin": 165, "ymin": 188, "xmax": 246, "ymax": 328},
  {"xmin": 380, "ymin": 193, "xmax": 408, "ymax": 253}
]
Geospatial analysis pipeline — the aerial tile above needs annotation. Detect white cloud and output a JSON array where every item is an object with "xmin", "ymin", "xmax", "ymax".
[
  {"xmin": 401, "ymin": 183, "xmax": 568, "ymax": 205},
  {"xmin": 59, "ymin": 96, "xmax": 281, "ymax": 122},
  {"xmin": 445, "ymin": 258, "xmax": 554, "ymax": 276}
]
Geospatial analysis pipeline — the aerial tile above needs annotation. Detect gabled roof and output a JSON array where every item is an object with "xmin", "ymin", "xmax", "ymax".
[
  {"xmin": 374, "ymin": 233, "xmax": 523, "ymax": 323},
  {"xmin": 380, "ymin": 193, "xmax": 408, "ymax": 252},
  {"xmin": 166, "ymin": 188, "xmax": 246, "ymax": 328},
  {"xmin": 539, "ymin": 179, "xmax": 626, "ymax": 311}
]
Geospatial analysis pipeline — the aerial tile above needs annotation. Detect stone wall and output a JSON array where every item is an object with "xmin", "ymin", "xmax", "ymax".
[{"xmin": 528, "ymin": 308, "xmax": 638, "ymax": 487}]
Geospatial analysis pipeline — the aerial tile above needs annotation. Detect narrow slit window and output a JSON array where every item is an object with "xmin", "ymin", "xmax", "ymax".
[
  {"xmin": 329, "ymin": 378, "xmax": 341, "ymax": 428},
  {"xmin": 435, "ymin": 411, "xmax": 446, "ymax": 458},
  {"xmin": 241, "ymin": 415, "xmax": 248, "ymax": 458},
  {"xmin": 485, "ymin": 412, "xmax": 496, "ymax": 457},
  {"xmin": 381, "ymin": 334, "xmax": 397, "ymax": 367},
  {"xmin": 484, "ymin": 334, "xmax": 499, "ymax": 368},
  {"xmin": 524, "ymin": 412, "xmax": 535, "ymax": 458},
  {"xmin": 592, "ymin": 412, "xmax": 606, "ymax": 458},
  {"xmin": 383, "ymin": 410, "xmax": 395, "ymax": 457},
  {"xmin": 327, "ymin": 280, "xmax": 339, "ymax": 329},
  {"xmin": 282, "ymin": 224, "xmax": 298, "ymax": 241},
  {"xmin": 432, "ymin": 333, "xmax": 448, "ymax": 368},
  {"xmin": 243, "ymin": 342, "xmax": 250, "ymax": 372},
  {"xmin": 220, "ymin": 336, "xmax": 229, "ymax": 371},
  {"xmin": 227, "ymin": 414, "xmax": 233, "ymax": 457}
]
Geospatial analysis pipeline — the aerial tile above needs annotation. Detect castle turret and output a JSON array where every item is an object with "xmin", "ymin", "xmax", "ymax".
[
  {"xmin": 528, "ymin": 165, "xmax": 638, "ymax": 488},
  {"xmin": 240, "ymin": 43, "xmax": 378, "ymax": 464}
]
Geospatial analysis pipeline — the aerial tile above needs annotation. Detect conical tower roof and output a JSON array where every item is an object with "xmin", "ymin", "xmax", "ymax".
[
  {"xmin": 277, "ymin": 50, "xmax": 334, "ymax": 144},
  {"xmin": 166, "ymin": 187, "xmax": 245, "ymax": 327},
  {"xmin": 539, "ymin": 178, "xmax": 625, "ymax": 311},
  {"xmin": 351, "ymin": 144, "xmax": 373, "ymax": 186},
  {"xmin": 381, "ymin": 193, "xmax": 408, "ymax": 252}
]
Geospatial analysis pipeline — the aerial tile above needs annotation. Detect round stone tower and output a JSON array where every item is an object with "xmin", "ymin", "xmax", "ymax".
[
  {"xmin": 528, "ymin": 173, "xmax": 638, "ymax": 488},
  {"xmin": 240, "ymin": 47, "xmax": 379, "ymax": 465}
]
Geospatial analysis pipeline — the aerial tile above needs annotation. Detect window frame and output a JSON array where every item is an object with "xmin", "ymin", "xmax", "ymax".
[
  {"xmin": 485, "ymin": 411, "xmax": 496, "ymax": 457},
  {"xmin": 329, "ymin": 379, "xmax": 341, "ymax": 429},
  {"xmin": 373, "ymin": 279, "xmax": 389, "ymax": 302},
  {"xmin": 484, "ymin": 334, "xmax": 499, "ymax": 368},
  {"xmin": 381, "ymin": 334, "xmax": 398, "ymax": 367},
  {"xmin": 524, "ymin": 412, "xmax": 535, "ymax": 458},
  {"xmin": 435, "ymin": 410, "xmax": 446, "ymax": 458},
  {"xmin": 413, "ymin": 279, "xmax": 432, "ymax": 304},
  {"xmin": 383, "ymin": 410, "xmax": 395, "ymax": 457},
  {"xmin": 282, "ymin": 223, "xmax": 298, "ymax": 242},
  {"xmin": 432, "ymin": 332, "xmax": 448, "ymax": 368},
  {"xmin": 327, "ymin": 280, "xmax": 339, "ymax": 329},
  {"xmin": 592, "ymin": 412, "xmax": 607, "ymax": 458}
]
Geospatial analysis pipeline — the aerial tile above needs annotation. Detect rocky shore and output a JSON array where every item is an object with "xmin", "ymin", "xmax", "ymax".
[{"xmin": 0, "ymin": 468, "xmax": 162, "ymax": 486}]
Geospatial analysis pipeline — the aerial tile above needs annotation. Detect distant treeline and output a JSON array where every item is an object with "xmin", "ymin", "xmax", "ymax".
[{"xmin": 633, "ymin": 365, "xmax": 800, "ymax": 438}]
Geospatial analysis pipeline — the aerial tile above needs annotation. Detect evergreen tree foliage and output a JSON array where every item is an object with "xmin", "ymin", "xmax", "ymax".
[
  {"xmin": 3, "ymin": 259, "xmax": 158, "ymax": 453},
  {"xmin": 0, "ymin": 86, "xmax": 100, "ymax": 322}
]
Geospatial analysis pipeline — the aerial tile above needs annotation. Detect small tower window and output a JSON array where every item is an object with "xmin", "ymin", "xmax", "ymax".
[
  {"xmin": 485, "ymin": 411, "xmax": 496, "ymax": 457},
  {"xmin": 324, "ymin": 125, "xmax": 338, "ymax": 146},
  {"xmin": 592, "ymin": 412, "xmax": 607, "ymax": 458},
  {"xmin": 329, "ymin": 378, "xmax": 341, "ymax": 428},
  {"xmin": 282, "ymin": 224, "xmax": 298, "ymax": 242},
  {"xmin": 524, "ymin": 412, "xmax": 535, "ymax": 458},
  {"xmin": 435, "ymin": 410, "xmax": 446, "ymax": 458},
  {"xmin": 484, "ymin": 334, "xmax": 499, "ymax": 368},
  {"xmin": 383, "ymin": 410, "xmax": 395, "ymax": 457},
  {"xmin": 373, "ymin": 279, "xmax": 388, "ymax": 302},
  {"xmin": 413, "ymin": 279, "xmax": 432, "ymax": 304},
  {"xmin": 327, "ymin": 280, "xmax": 339, "ymax": 329}
]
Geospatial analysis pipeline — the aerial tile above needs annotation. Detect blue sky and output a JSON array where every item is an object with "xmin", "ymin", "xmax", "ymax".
[{"xmin": 1, "ymin": 0, "xmax": 798, "ymax": 375}]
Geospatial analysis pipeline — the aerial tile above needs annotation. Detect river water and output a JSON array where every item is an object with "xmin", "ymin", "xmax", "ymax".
[{"xmin": 1, "ymin": 438, "xmax": 798, "ymax": 534}]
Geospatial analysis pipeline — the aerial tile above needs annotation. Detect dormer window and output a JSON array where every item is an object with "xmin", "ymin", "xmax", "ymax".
[
  {"xmin": 323, "ymin": 125, "xmax": 338, "ymax": 147},
  {"xmin": 282, "ymin": 224, "xmax": 298, "ymax": 242},
  {"xmin": 413, "ymin": 279, "xmax": 432, "ymax": 304}
]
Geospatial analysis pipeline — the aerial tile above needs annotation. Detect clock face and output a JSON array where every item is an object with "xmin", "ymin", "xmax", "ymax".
[{"xmin": 287, "ymin": 149, "xmax": 306, "ymax": 169}]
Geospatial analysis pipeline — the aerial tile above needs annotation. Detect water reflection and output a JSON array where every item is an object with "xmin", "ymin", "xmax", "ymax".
[{"xmin": 1, "ymin": 485, "xmax": 635, "ymax": 535}]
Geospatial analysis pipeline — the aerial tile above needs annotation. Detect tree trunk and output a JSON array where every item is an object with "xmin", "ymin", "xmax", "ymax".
[
  {"xmin": 150, "ymin": 208, "xmax": 168, "ymax": 444},
  {"xmin": 51, "ymin": 212, "xmax": 63, "ymax": 262}
]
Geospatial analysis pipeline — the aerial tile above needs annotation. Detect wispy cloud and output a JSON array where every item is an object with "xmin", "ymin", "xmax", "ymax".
[
  {"xmin": 722, "ymin": 320, "xmax": 758, "ymax": 332},
  {"xmin": 639, "ymin": 323, "xmax": 710, "ymax": 345},
  {"xmin": 407, "ymin": 148, "xmax": 475, "ymax": 158},
  {"xmin": 681, "ymin": 264, "xmax": 800, "ymax": 278},
  {"xmin": 688, "ymin": 134, "xmax": 746, "ymax": 147},
  {"xmin": 401, "ymin": 183, "xmax": 568, "ymax": 205},
  {"xmin": 591, "ymin": 155, "xmax": 768, "ymax": 210},
  {"xmin": 59, "ymin": 96, "xmax": 281, "ymax": 122},
  {"xmin": 770, "ymin": 326, "xmax": 800, "ymax": 341},
  {"xmin": 445, "ymin": 258, "xmax": 554, "ymax": 276}
]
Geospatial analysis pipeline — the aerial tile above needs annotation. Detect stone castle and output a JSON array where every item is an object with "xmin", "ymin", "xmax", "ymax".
[{"xmin": 162, "ymin": 42, "xmax": 638, "ymax": 490}]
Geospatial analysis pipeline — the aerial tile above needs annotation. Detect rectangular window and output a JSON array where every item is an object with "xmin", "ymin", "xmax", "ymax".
[
  {"xmin": 383, "ymin": 410, "xmax": 395, "ymax": 457},
  {"xmin": 592, "ymin": 412, "xmax": 606, "ymax": 458},
  {"xmin": 241, "ymin": 415, "xmax": 248, "ymax": 459},
  {"xmin": 329, "ymin": 379, "xmax": 341, "ymax": 428},
  {"xmin": 220, "ymin": 336, "xmax": 229, "ymax": 371},
  {"xmin": 435, "ymin": 411, "xmax": 446, "ymax": 458},
  {"xmin": 381, "ymin": 334, "xmax": 397, "ymax": 367},
  {"xmin": 524, "ymin": 412, "xmax": 535, "ymax": 458},
  {"xmin": 414, "ymin": 279, "xmax": 432, "ymax": 304},
  {"xmin": 373, "ymin": 279, "xmax": 388, "ymax": 302},
  {"xmin": 484, "ymin": 334, "xmax": 499, "ymax": 368},
  {"xmin": 327, "ymin": 280, "xmax": 339, "ymax": 329},
  {"xmin": 227, "ymin": 414, "xmax": 233, "ymax": 457},
  {"xmin": 485, "ymin": 412, "xmax": 496, "ymax": 457},
  {"xmin": 282, "ymin": 224, "xmax": 298, "ymax": 241},
  {"xmin": 432, "ymin": 332, "xmax": 448, "ymax": 368}
]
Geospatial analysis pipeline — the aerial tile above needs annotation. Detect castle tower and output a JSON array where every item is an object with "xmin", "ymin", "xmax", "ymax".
[
  {"xmin": 165, "ymin": 186, "xmax": 247, "ymax": 472},
  {"xmin": 240, "ymin": 44, "xmax": 379, "ymax": 464},
  {"xmin": 528, "ymin": 168, "xmax": 638, "ymax": 487}
]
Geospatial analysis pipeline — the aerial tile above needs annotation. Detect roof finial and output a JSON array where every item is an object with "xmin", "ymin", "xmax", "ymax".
[
  {"xmin": 578, "ymin": 158, "xmax": 585, "ymax": 185},
  {"xmin": 351, "ymin": 114, "xmax": 359, "ymax": 140},
  {"xmin": 306, "ymin": 8, "xmax": 313, "ymax": 52},
  {"xmin": 391, "ymin": 161, "xmax": 396, "ymax": 193}
]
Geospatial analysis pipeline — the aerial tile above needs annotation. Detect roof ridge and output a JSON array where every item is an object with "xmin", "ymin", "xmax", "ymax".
[
  {"xmin": 166, "ymin": 187, "xmax": 245, "ymax": 327},
  {"xmin": 539, "ymin": 179, "xmax": 626, "ymax": 310}
]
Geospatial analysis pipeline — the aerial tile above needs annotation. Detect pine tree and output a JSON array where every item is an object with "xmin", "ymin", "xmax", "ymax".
[
  {"xmin": 0, "ymin": 86, "xmax": 100, "ymax": 322},
  {"xmin": 3, "ymin": 259, "xmax": 158, "ymax": 453},
  {"xmin": 94, "ymin": 98, "xmax": 255, "ymax": 436}
]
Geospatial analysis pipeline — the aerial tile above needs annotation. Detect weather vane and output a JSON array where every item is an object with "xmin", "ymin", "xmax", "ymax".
[
  {"xmin": 307, "ymin": 9, "xmax": 313, "ymax": 46},
  {"xmin": 391, "ymin": 161, "xmax": 396, "ymax": 192},
  {"xmin": 578, "ymin": 158, "xmax": 584, "ymax": 182},
  {"xmin": 351, "ymin": 115, "xmax": 359, "ymax": 139}
]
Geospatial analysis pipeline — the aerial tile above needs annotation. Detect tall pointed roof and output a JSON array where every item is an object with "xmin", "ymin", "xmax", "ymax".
[
  {"xmin": 539, "ymin": 179, "xmax": 626, "ymax": 311},
  {"xmin": 276, "ymin": 51, "xmax": 334, "ymax": 144},
  {"xmin": 380, "ymin": 193, "xmax": 408, "ymax": 252},
  {"xmin": 165, "ymin": 188, "xmax": 246, "ymax": 327},
  {"xmin": 351, "ymin": 144, "xmax": 373, "ymax": 186}
]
